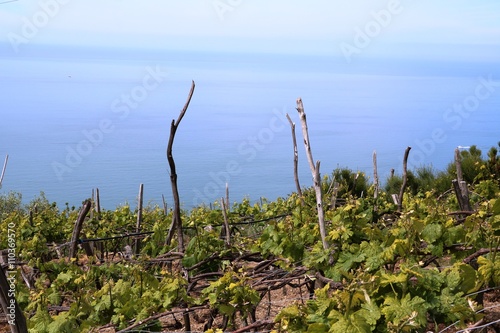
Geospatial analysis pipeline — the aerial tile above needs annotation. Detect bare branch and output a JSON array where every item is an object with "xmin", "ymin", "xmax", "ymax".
[
  {"xmin": 397, "ymin": 146, "xmax": 411, "ymax": 212},
  {"xmin": 286, "ymin": 113, "xmax": 304, "ymax": 205},
  {"xmin": 373, "ymin": 150, "xmax": 379, "ymax": 211},
  {"xmin": 165, "ymin": 81, "xmax": 195, "ymax": 252},
  {"xmin": 296, "ymin": 98, "xmax": 328, "ymax": 250},
  {"xmin": 0, "ymin": 154, "xmax": 8, "ymax": 187},
  {"xmin": 69, "ymin": 200, "xmax": 92, "ymax": 259}
]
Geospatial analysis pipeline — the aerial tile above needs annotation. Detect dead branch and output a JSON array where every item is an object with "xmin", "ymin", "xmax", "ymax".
[
  {"xmin": 115, "ymin": 305, "xmax": 207, "ymax": 333},
  {"xmin": 296, "ymin": 98, "xmax": 328, "ymax": 250},
  {"xmin": 165, "ymin": 80, "xmax": 195, "ymax": 252},
  {"xmin": 455, "ymin": 147, "xmax": 463, "ymax": 182},
  {"xmin": 69, "ymin": 200, "xmax": 92, "ymax": 259},
  {"xmin": 397, "ymin": 146, "xmax": 411, "ymax": 212},
  {"xmin": 463, "ymin": 248, "xmax": 500, "ymax": 264},
  {"xmin": 0, "ymin": 154, "xmax": 8, "ymax": 188},
  {"xmin": 286, "ymin": 113, "xmax": 305, "ymax": 205},
  {"xmin": 135, "ymin": 183, "xmax": 144, "ymax": 255},
  {"xmin": 231, "ymin": 319, "xmax": 275, "ymax": 333},
  {"xmin": 0, "ymin": 264, "xmax": 28, "ymax": 333},
  {"xmin": 221, "ymin": 197, "xmax": 231, "ymax": 247},
  {"xmin": 373, "ymin": 150, "xmax": 379, "ymax": 210}
]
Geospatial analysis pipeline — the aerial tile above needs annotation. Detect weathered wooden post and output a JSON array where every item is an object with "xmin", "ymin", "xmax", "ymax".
[
  {"xmin": 135, "ymin": 183, "xmax": 144, "ymax": 255},
  {"xmin": 373, "ymin": 150, "xmax": 379, "ymax": 211},
  {"xmin": 296, "ymin": 98, "xmax": 328, "ymax": 251},
  {"xmin": 0, "ymin": 154, "xmax": 8, "ymax": 188},
  {"xmin": 69, "ymin": 200, "xmax": 92, "ymax": 259},
  {"xmin": 453, "ymin": 147, "xmax": 472, "ymax": 212},
  {"xmin": 221, "ymin": 196, "xmax": 231, "ymax": 247},
  {"xmin": 165, "ymin": 81, "xmax": 195, "ymax": 253},
  {"xmin": 397, "ymin": 146, "xmax": 411, "ymax": 212}
]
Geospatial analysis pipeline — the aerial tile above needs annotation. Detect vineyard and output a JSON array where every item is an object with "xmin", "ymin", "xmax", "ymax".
[{"xmin": 1, "ymin": 91, "xmax": 500, "ymax": 332}]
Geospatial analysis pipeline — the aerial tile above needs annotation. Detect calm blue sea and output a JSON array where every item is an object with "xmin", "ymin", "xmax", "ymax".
[{"xmin": 1, "ymin": 45, "xmax": 499, "ymax": 209}]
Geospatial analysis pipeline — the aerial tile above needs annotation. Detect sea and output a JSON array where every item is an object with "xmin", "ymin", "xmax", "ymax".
[{"xmin": 1, "ymin": 44, "xmax": 499, "ymax": 210}]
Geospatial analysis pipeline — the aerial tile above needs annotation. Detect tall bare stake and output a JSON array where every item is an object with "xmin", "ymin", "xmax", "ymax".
[
  {"xmin": 135, "ymin": 183, "xmax": 144, "ymax": 255},
  {"xmin": 221, "ymin": 197, "xmax": 231, "ymax": 247},
  {"xmin": 373, "ymin": 150, "xmax": 379, "ymax": 211},
  {"xmin": 69, "ymin": 200, "xmax": 92, "ymax": 259},
  {"xmin": 397, "ymin": 146, "xmax": 411, "ymax": 212},
  {"xmin": 454, "ymin": 148, "xmax": 463, "ymax": 182},
  {"xmin": 165, "ymin": 81, "xmax": 195, "ymax": 252},
  {"xmin": 453, "ymin": 148, "xmax": 472, "ymax": 212},
  {"xmin": 0, "ymin": 154, "xmax": 8, "ymax": 188},
  {"xmin": 286, "ymin": 113, "xmax": 305, "ymax": 206},
  {"xmin": 296, "ymin": 98, "xmax": 328, "ymax": 250}
]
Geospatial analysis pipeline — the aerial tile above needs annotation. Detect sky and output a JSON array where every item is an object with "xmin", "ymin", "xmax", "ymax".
[{"xmin": 1, "ymin": 0, "xmax": 500, "ymax": 58}]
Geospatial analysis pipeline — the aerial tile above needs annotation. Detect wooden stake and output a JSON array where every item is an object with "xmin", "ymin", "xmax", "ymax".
[
  {"xmin": 286, "ymin": 113, "xmax": 305, "ymax": 205},
  {"xmin": 225, "ymin": 182, "xmax": 230, "ymax": 211},
  {"xmin": 69, "ymin": 200, "xmax": 92, "ymax": 259},
  {"xmin": 331, "ymin": 181, "xmax": 339, "ymax": 210},
  {"xmin": 90, "ymin": 189, "xmax": 94, "ymax": 220},
  {"xmin": 296, "ymin": 98, "xmax": 328, "ymax": 250},
  {"xmin": 0, "ymin": 154, "xmax": 8, "ymax": 188},
  {"xmin": 95, "ymin": 188, "xmax": 101, "ymax": 216},
  {"xmin": 397, "ymin": 146, "xmax": 411, "ymax": 212},
  {"xmin": 452, "ymin": 180, "xmax": 472, "ymax": 212},
  {"xmin": 165, "ymin": 80, "xmax": 195, "ymax": 252},
  {"xmin": 135, "ymin": 183, "xmax": 144, "ymax": 255},
  {"xmin": 454, "ymin": 148, "xmax": 463, "ymax": 182},
  {"xmin": 221, "ymin": 197, "xmax": 231, "ymax": 247},
  {"xmin": 373, "ymin": 151, "xmax": 379, "ymax": 211},
  {"xmin": 162, "ymin": 194, "xmax": 168, "ymax": 215}
]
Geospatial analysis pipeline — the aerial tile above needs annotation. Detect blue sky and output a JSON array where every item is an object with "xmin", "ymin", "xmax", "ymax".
[{"xmin": 1, "ymin": 0, "xmax": 500, "ymax": 58}]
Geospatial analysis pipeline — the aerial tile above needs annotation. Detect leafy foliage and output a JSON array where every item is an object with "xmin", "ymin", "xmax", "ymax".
[{"xmin": 2, "ymin": 142, "xmax": 500, "ymax": 332}]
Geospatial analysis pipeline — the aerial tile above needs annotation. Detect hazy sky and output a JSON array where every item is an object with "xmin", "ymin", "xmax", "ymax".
[{"xmin": 1, "ymin": 0, "xmax": 500, "ymax": 57}]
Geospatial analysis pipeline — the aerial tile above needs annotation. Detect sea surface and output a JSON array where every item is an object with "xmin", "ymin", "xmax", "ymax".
[{"xmin": 1, "ymin": 45, "xmax": 499, "ymax": 210}]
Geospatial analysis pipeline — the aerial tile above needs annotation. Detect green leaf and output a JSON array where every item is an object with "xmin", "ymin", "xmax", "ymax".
[
  {"xmin": 382, "ymin": 294, "xmax": 427, "ymax": 330},
  {"xmin": 307, "ymin": 323, "xmax": 329, "ymax": 333},
  {"xmin": 55, "ymin": 271, "xmax": 73, "ymax": 284},
  {"xmin": 219, "ymin": 303, "xmax": 235, "ymax": 316},
  {"xmin": 421, "ymin": 223, "xmax": 442, "ymax": 244},
  {"xmin": 47, "ymin": 290, "xmax": 61, "ymax": 306},
  {"xmin": 492, "ymin": 198, "xmax": 500, "ymax": 215}
]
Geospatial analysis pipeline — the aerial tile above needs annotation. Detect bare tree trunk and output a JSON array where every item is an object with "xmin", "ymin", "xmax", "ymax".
[
  {"xmin": 285, "ymin": 113, "xmax": 305, "ymax": 206},
  {"xmin": 296, "ymin": 98, "xmax": 328, "ymax": 250},
  {"xmin": 165, "ymin": 81, "xmax": 195, "ymax": 252},
  {"xmin": 135, "ymin": 183, "xmax": 144, "ymax": 255},
  {"xmin": 397, "ymin": 147, "xmax": 411, "ymax": 212},
  {"xmin": 69, "ymin": 200, "xmax": 92, "ymax": 259}
]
